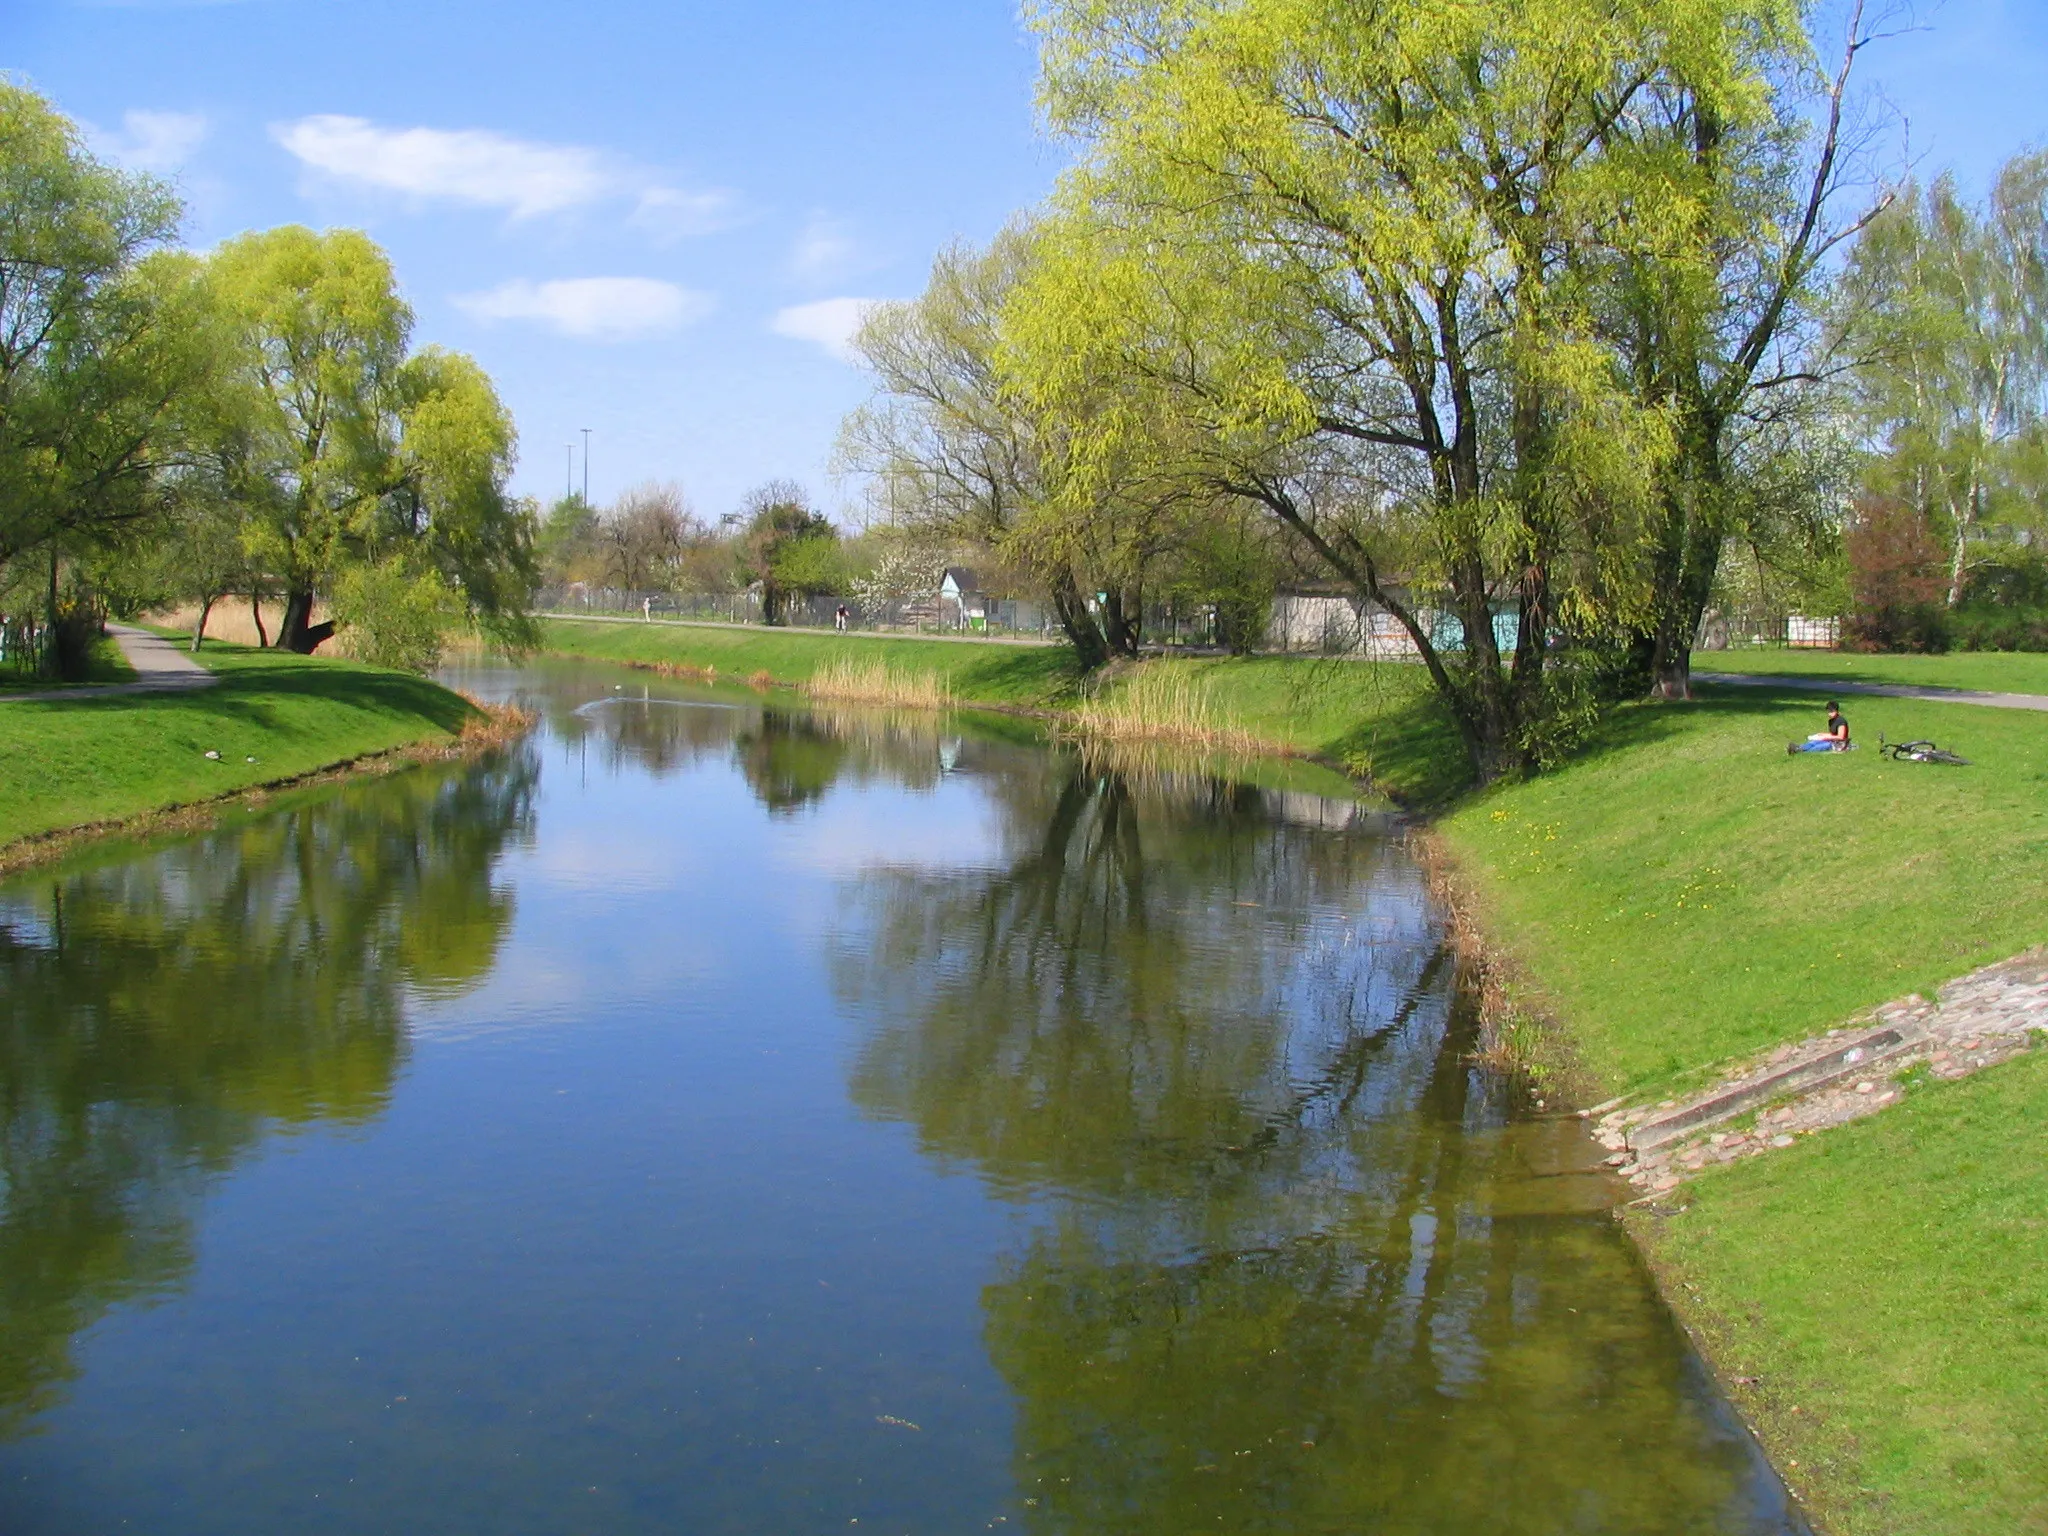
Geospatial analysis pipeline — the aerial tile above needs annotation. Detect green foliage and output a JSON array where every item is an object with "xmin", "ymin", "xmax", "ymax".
[
  {"xmin": 537, "ymin": 494, "xmax": 599, "ymax": 582},
  {"xmin": 1840, "ymin": 154, "xmax": 2048, "ymax": 606},
  {"xmin": 0, "ymin": 84, "xmax": 197, "ymax": 578},
  {"xmin": 768, "ymin": 529, "xmax": 847, "ymax": 598},
  {"xmin": 330, "ymin": 558, "xmax": 462, "ymax": 673},
  {"xmin": 734, "ymin": 481, "xmax": 832, "ymax": 622},
  {"xmin": 1009, "ymin": 0, "xmax": 1840, "ymax": 776},
  {"xmin": 200, "ymin": 227, "xmax": 534, "ymax": 654}
]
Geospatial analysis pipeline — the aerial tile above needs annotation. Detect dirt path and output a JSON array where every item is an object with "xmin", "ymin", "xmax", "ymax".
[
  {"xmin": 1697, "ymin": 671, "xmax": 2048, "ymax": 713},
  {"xmin": 0, "ymin": 624, "xmax": 218, "ymax": 702}
]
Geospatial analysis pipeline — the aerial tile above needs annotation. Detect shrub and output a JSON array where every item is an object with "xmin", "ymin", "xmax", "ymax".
[{"xmin": 1842, "ymin": 494, "xmax": 1949, "ymax": 652}]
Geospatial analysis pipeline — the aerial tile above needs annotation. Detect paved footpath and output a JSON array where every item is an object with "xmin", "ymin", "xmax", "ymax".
[
  {"xmin": 1697, "ymin": 671, "xmax": 2048, "ymax": 713},
  {"xmin": 0, "ymin": 624, "xmax": 219, "ymax": 702}
]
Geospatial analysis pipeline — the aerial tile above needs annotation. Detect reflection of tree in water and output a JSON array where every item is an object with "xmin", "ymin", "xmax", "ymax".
[
  {"xmin": 558, "ymin": 687, "xmax": 957, "ymax": 812},
  {"xmin": 837, "ymin": 759, "xmax": 1796, "ymax": 1534},
  {"xmin": 0, "ymin": 748, "xmax": 535, "ymax": 1435}
]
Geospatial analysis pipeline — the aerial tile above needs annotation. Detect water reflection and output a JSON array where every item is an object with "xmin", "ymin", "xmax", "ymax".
[
  {"xmin": 835, "ymin": 755, "xmax": 1802, "ymax": 1534},
  {"xmin": 0, "ymin": 750, "xmax": 535, "ymax": 1432}
]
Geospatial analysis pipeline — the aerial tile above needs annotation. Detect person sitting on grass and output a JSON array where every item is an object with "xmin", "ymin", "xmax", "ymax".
[{"xmin": 1788, "ymin": 701, "xmax": 1850, "ymax": 754}]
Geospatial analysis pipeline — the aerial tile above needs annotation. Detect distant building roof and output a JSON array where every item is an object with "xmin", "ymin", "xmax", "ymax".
[{"xmin": 941, "ymin": 567, "xmax": 981, "ymax": 593}]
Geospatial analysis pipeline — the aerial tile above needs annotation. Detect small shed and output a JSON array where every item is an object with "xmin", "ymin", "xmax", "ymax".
[{"xmin": 939, "ymin": 568, "xmax": 984, "ymax": 628}]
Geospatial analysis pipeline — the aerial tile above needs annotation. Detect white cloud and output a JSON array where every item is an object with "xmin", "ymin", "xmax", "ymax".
[
  {"xmin": 271, "ymin": 115, "xmax": 735, "ymax": 229},
  {"xmin": 632, "ymin": 186, "xmax": 740, "ymax": 240},
  {"xmin": 789, "ymin": 213, "xmax": 858, "ymax": 282},
  {"xmin": 92, "ymin": 110, "xmax": 209, "ymax": 172},
  {"xmin": 275, "ymin": 116, "xmax": 609, "ymax": 217},
  {"xmin": 456, "ymin": 278, "xmax": 715, "ymax": 342},
  {"xmin": 770, "ymin": 297, "xmax": 886, "ymax": 361}
]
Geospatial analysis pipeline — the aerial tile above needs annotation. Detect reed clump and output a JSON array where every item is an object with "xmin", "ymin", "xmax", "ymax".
[
  {"xmin": 1070, "ymin": 665, "xmax": 1266, "ymax": 756},
  {"xmin": 625, "ymin": 659, "xmax": 719, "ymax": 683},
  {"xmin": 446, "ymin": 698, "xmax": 539, "ymax": 754},
  {"xmin": 802, "ymin": 657, "xmax": 953, "ymax": 710}
]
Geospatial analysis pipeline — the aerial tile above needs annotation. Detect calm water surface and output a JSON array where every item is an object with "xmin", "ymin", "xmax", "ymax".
[{"xmin": 0, "ymin": 659, "xmax": 1804, "ymax": 1534}]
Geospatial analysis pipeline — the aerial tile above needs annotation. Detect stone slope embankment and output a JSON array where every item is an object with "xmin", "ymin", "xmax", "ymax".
[{"xmin": 1591, "ymin": 949, "xmax": 2048, "ymax": 1196}]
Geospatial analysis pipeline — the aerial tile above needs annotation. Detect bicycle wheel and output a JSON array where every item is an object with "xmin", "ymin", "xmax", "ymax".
[{"xmin": 1922, "ymin": 749, "xmax": 1970, "ymax": 766}]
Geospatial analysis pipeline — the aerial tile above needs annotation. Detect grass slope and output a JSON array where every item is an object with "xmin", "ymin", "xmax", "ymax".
[
  {"xmin": 1439, "ymin": 684, "xmax": 2048, "ymax": 1092},
  {"xmin": 0, "ymin": 643, "xmax": 474, "ymax": 852},
  {"xmin": 1702, "ymin": 648, "xmax": 2048, "ymax": 695},
  {"xmin": 1649, "ymin": 1049, "xmax": 2048, "ymax": 1536},
  {"xmin": 1437, "ymin": 680, "xmax": 2048, "ymax": 1534},
  {"xmin": 537, "ymin": 620, "xmax": 1468, "ymax": 803}
]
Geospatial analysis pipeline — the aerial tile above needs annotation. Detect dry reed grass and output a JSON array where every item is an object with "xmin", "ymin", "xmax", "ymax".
[
  {"xmin": 1403, "ymin": 824, "xmax": 1584, "ymax": 1093},
  {"xmin": 455, "ymin": 698, "xmax": 538, "ymax": 751},
  {"xmin": 801, "ymin": 658, "xmax": 953, "ymax": 710},
  {"xmin": 624, "ymin": 659, "xmax": 719, "ymax": 684},
  {"xmin": 143, "ymin": 600, "xmax": 296, "ymax": 650},
  {"xmin": 1069, "ymin": 665, "xmax": 1266, "ymax": 756}
]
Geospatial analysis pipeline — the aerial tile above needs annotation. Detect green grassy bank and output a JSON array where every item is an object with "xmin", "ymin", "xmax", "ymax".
[
  {"xmin": 0, "ymin": 642, "xmax": 476, "ymax": 857},
  {"xmin": 537, "ymin": 618, "xmax": 1469, "ymax": 803},
  {"xmin": 1435, "ymin": 681, "xmax": 2048, "ymax": 1536}
]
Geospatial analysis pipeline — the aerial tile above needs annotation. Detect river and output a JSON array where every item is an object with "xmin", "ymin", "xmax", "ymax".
[{"xmin": 0, "ymin": 657, "xmax": 1805, "ymax": 1534}]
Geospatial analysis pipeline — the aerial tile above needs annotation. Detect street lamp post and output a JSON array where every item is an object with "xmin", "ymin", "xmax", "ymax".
[{"xmin": 581, "ymin": 428, "xmax": 591, "ymax": 505}]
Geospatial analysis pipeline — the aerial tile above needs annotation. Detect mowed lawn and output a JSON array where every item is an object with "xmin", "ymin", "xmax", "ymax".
[
  {"xmin": 1652, "ymin": 1049, "xmax": 2048, "ymax": 1536},
  {"xmin": 1438, "ymin": 679, "xmax": 2048, "ymax": 1535},
  {"xmin": 1438, "ymin": 683, "xmax": 2048, "ymax": 1092},
  {"xmin": 0, "ymin": 643, "xmax": 474, "ymax": 852}
]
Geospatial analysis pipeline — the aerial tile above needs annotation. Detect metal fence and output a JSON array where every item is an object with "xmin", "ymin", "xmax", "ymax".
[
  {"xmin": 537, "ymin": 586, "xmax": 1060, "ymax": 639},
  {"xmin": 1696, "ymin": 611, "xmax": 1841, "ymax": 650},
  {"xmin": 538, "ymin": 585, "xmax": 1848, "ymax": 657}
]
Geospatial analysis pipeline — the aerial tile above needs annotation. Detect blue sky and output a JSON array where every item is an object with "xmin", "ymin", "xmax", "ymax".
[{"xmin": 9, "ymin": 0, "xmax": 2048, "ymax": 521}]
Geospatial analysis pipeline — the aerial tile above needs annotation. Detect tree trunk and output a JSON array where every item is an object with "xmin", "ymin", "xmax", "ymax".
[
  {"xmin": 250, "ymin": 594, "xmax": 269, "ymax": 649},
  {"xmin": 1048, "ymin": 569, "xmax": 1109, "ymax": 671},
  {"xmin": 1101, "ymin": 587, "xmax": 1143, "ymax": 657},
  {"xmin": 763, "ymin": 583, "xmax": 784, "ymax": 626},
  {"xmin": 278, "ymin": 589, "xmax": 335, "ymax": 653},
  {"xmin": 191, "ymin": 595, "xmax": 215, "ymax": 653}
]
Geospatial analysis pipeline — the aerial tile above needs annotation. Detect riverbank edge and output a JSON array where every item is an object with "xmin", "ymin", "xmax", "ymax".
[
  {"xmin": 0, "ymin": 663, "xmax": 525, "ymax": 875},
  {"xmin": 533, "ymin": 620, "xmax": 2044, "ymax": 1532},
  {"xmin": 532, "ymin": 617, "xmax": 1471, "ymax": 804}
]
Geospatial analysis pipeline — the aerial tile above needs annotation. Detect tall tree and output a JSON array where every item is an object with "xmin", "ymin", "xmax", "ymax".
[
  {"xmin": 0, "ymin": 84, "xmax": 205, "ymax": 664},
  {"xmin": 1605, "ymin": 1, "xmax": 1884, "ymax": 696},
  {"xmin": 1016, "ymin": 0, "xmax": 1816, "ymax": 778},
  {"xmin": 734, "ymin": 480, "xmax": 831, "ymax": 625},
  {"xmin": 842, "ymin": 230, "xmax": 1116, "ymax": 667},
  {"xmin": 205, "ymin": 226, "xmax": 534, "ymax": 656},
  {"xmin": 1839, "ymin": 152, "xmax": 2048, "ymax": 608}
]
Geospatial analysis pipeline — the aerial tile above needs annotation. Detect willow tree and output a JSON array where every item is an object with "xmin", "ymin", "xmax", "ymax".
[
  {"xmin": 0, "ymin": 83, "xmax": 208, "ymax": 664},
  {"xmin": 845, "ymin": 227, "xmax": 1230, "ymax": 666},
  {"xmin": 1014, "ymin": 0, "xmax": 1830, "ymax": 780},
  {"xmin": 841, "ymin": 228, "xmax": 1114, "ymax": 666},
  {"xmin": 205, "ymin": 226, "xmax": 534, "ymax": 657}
]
